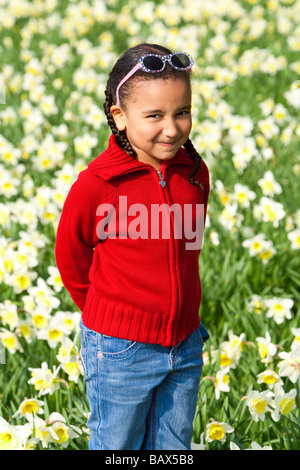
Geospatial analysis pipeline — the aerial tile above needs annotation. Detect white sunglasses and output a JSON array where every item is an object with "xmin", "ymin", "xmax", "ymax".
[{"xmin": 116, "ymin": 52, "xmax": 194, "ymax": 106}]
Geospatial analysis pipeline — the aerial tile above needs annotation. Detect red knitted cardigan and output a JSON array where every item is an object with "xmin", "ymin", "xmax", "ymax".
[{"xmin": 55, "ymin": 135, "xmax": 210, "ymax": 347}]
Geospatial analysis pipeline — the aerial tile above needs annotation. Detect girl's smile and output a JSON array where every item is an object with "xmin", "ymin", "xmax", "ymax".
[
  {"xmin": 157, "ymin": 140, "xmax": 178, "ymax": 147},
  {"xmin": 111, "ymin": 78, "xmax": 192, "ymax": 170}
]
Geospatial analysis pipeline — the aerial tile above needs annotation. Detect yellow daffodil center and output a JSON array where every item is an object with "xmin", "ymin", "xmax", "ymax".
[
  {"xmin": 3, "ymin": 336, "xmax": 15, "ymax": 349},
  {"xmin": 220, "ymin": 352, "xmax": 231, "ymax": 367},
  {"xmin": 262, "ymin": 373, "xmax": 277, "ymax": 384},
  {"xmin": 280, "ymin": 398, "xmax": 295, "ymax": 415},
  {"xmin": 64, "ymin": 362, "xmax": 79, "ymax": 376},
  {"xmin": 258, "ymin": 343, "xmax": 268, "ymax": 359},
  {"xmin": 55, "ymin": 427, "xmax": 68, "ymax": 443},
  {"xmin": 21, "ymin": 401, "xmax": 39, "ymax": 415},
  {"xmin": 209, "ymin": 424, "xmax": 225, "ymax": 441},
  {"xmin": 252, "ymin": 398, "xmax": 267, "ymax": 414},
  {"xmin": 34, "ymin": 379, "xmax": 50, "ymax": 391},
  {"xmin": 49, "ymin": 329, "xmax": 63, "ymax": 341},
  {"xmin": 32, "ymin": 314, "xmax": 48, "ymax": 329},
  {"xmin": 0, "ymin": 432, "xmax": 14, "ymax": 450}
]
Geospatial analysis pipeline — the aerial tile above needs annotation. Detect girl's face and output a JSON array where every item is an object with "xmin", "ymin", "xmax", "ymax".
[{"xmin": 111, "ymin": 78, "xmax": 192, "ymax": 170}]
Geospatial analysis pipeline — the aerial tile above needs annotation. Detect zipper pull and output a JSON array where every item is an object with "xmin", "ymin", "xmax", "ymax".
[{"xmin": 157, "ymin": 170, "xmax": 166, "ymax": 188}]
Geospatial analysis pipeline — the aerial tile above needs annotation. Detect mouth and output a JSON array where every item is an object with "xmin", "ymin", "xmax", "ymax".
[{"xmin": 157, "ymin": 141, "xmax": 178, "ymax": 148}]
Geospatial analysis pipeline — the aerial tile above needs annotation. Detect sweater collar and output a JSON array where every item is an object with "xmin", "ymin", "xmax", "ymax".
[{"xmin": 88, "ymin": 134, "xmax": 195, "ymax": 181}]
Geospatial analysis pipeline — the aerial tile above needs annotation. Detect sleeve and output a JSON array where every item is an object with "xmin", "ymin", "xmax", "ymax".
[{"xmin": 55, "ymin": 169, "xmax": 99, "ymax": 312}]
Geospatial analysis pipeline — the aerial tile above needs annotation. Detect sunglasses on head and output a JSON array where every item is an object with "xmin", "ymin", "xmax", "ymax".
[{"xmin": 116, "ymin": 51, "xmax": 194, "ymax": 106}]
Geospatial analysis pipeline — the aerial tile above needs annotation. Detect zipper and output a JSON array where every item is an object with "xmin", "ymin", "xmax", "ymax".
[
  {"xmin": 154, "ymin": 166, "xmax": 179, "ymax": 346},
  {"xmin": 157, "ymin": 170, "xmax": 166, "ymax": 188}
]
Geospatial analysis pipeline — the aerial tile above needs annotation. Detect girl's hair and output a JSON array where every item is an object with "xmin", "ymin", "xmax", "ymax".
[{"xmin": 103, "ymin": 43, "xmax": 203, "ymax": 188}]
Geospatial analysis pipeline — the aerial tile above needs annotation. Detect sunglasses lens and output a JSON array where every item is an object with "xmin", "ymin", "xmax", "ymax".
[
  {"xmin": 171, "ymin": 53, "xmax": 191, "ymax": 69},
  {"xmin": 143, "ymin": 55, "xmax": 164, "ymax": 71}
]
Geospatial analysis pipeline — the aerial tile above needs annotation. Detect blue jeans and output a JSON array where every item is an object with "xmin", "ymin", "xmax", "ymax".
[{"xmin": 80, "ymin": 320, "xmax": 209, "ymax": 450}]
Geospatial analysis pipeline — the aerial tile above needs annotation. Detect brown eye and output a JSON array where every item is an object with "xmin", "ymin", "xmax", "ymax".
[{"xmin": 178, "ymin": 110, "xmax": 191, "ymax": 116}]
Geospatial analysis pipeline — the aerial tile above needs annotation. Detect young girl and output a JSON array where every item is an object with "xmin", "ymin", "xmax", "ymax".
[{"xmin": 55, "ymin": 43, "xmax": 210, "ymax": 450}]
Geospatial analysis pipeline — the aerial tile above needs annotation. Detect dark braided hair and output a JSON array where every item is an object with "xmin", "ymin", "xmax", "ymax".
[
  {"xmin": 103, "ymin": 87, "xmax": 136, "ymax": 158},
  {"xmin": 103, "ymin": 43, "xmax": 204, "ymax": 188}
]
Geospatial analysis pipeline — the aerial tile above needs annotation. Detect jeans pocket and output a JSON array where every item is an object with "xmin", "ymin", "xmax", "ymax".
[
  {"xmin": 80, "ymin": 345, "xmax": 87, "ymax": 377},
  {"xmin": 100, "ymin": 335, "xmax": 141, "ymax": 360}
]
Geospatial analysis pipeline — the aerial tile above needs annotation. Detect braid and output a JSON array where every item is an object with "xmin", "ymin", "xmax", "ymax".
[
  {"xmin": 183, "ymin": 138, "xmax": 206, "ymax": 189},
  {"xmin": 103, "ymin": 87, "xmax": 137, "ymax": 158}
]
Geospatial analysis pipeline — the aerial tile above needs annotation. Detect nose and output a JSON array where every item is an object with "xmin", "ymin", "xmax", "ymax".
[{"xmin": 162, "ymin": 118, "xmax": 180, "ymax": 139}]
